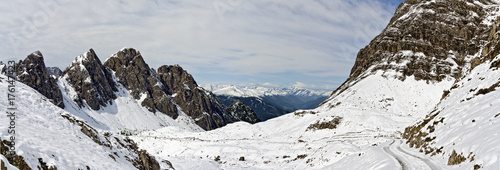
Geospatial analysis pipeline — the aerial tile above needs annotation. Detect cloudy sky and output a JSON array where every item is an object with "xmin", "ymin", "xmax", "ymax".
[{"xmin": 0, "ymin": 0, "xmax": 404, "ymax": 91}]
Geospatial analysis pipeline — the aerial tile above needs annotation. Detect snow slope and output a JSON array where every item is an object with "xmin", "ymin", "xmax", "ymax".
[
  {"xmin": 0, "ymin": 74, "xmax": 160, "ymax": 169},
  {"xmin": 405, "ymin": 56, "xmax": 500, "ymax": 169}
]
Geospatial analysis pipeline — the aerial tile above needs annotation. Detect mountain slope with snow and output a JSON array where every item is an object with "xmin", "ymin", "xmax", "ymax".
[
  {"xmin": 0, "ymin": 74, "xmax": 164, "ymax": 169},
  {"xmin": 404, "ymin": 54, "xmax": 500, "ymax": 169}
]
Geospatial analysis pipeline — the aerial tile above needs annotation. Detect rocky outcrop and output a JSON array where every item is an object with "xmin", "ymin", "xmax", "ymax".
[
  {"xmin": 15, "ymin": 51, "xmax": 65, "ymax": 108},
  {"xmin": 137, "ymin": 150, "xmax": 161, "ymax": 170},
  {"xmin": 61, "ymin": 49, "xmax": 118, "ymax": 110},
  {"xmin": 0, "ymin": 138, "xmax": 30, "ymax": 170},
  {"xmin": 46, "ymin": 67, "xmax": 62, "ymax": 78},
  {"xmin": 226, "ymin": 100, "xmax": 260, "ymax": 124},
  {"xmin": 104, "ymin": 48, "xmax": 178, "ymax": 118},
  {"xmin": 0, "ymin": 61, "xmax": 5, "ymax": 74},
  {"xmin": 158, "ymin": 65, "xmax": 228, "ymax": 130}
]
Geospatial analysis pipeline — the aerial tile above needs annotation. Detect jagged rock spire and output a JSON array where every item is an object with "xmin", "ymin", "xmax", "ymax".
[{"xmin": 15, "ymin": 51, "xmax": 65, "ymax": 108}]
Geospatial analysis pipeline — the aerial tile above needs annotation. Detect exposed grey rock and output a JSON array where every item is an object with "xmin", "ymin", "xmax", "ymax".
[
  {"xmin": 15, "ymin": 51, "xmax": 65, "ymax": 108},
  {"xmin": 226, "ymin": 100, "xmax": 260, "ymax": 124},
  {"xmin": 157, "ymin": 65, "xmax": 228, "ymax": 130},
  {"xmin": 61, "ymin": 49, "xmax": 117, "ymax": 110}
]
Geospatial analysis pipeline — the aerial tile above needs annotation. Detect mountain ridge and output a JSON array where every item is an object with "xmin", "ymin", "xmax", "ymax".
[{"xmin": 202, "ymin": 84, "xmax": 330, "ymax": 98}]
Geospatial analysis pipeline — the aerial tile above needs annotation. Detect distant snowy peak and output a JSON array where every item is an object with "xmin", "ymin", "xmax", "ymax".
[{"xmin": 202, "ymin": 84, "xmax": 330, "ymax": 97}]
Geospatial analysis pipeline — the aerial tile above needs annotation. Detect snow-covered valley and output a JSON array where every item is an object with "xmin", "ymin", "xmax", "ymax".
[{"xmin": 128, "ymin": 68, "xmax": 460, "ymax": 170}]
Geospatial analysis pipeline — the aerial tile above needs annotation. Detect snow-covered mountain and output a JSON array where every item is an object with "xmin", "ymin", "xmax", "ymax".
[
  {"xmin": 2, "ymin": 0, "xmax": 500, "ymax": 169},
  {"xmin": 0, "ymin": 48, "xmax": 242, "ymax": 169},
  {"xmin": 0, "ymin": 73, "xmax": 165, "ymax": 169}
]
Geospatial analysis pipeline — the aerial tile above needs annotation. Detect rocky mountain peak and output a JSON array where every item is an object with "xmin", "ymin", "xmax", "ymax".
[
  {"xmin": 158, "ymin": 64, "xmax": 198, "ymax": 94},
  {"xmin": 14, "ymin": 51, "xmax": 65, "ymax": 108},
  {"xmin": 62, "ymin": 49, "xmax": 118, "ymax": 110},
  {"xmin": 104, "ymin": 48, "xmax": 154, "ymax": 97},
  {"xmin": 104, "ymin": 48, "xmax": 179, "ymax": 118}
]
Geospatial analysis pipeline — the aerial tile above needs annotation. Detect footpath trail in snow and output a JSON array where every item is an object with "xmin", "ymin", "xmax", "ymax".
[
  {"xmin": 383, "ymin": 140, "xmax": 407, "ymax": 170},
  {"xmin": 383, "ymin": 139, "xmax": 439, "ymax": 170}
]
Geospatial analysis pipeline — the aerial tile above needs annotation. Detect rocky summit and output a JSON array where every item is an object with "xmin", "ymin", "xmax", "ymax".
[
  {"xmin": 15, "ymin": 51, "xmax": 65, "ymax": 108},
  {"xmin": 62, "ymin": 49, "xmax": 118, "ymax": 110},
  {"xmin": 104, "ymin": 48, "xmax": 179, "ymax": 119}
]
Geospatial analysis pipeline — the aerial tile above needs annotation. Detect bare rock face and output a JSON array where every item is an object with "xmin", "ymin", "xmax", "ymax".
[
  {"xmin": 61, "ymin": 49, "xmax": 118, "ymax": 110},
  {"xmin": 226, "ymin": 100, "xmax": 260, "ymax": 124},
  {"xmin": 350, "ymin": 0, "xmax": 492, "ymax": 82},
  {"xmin": 104, "ymin": 48, "xmax": 178, "ymax": 119},
  {"xmin": 15, "ymin": 51, "xmax": 65, "ymax": 108},
  {"xmin": 158, "ymin": 65, "xmax": 228, "ymax": 130}
]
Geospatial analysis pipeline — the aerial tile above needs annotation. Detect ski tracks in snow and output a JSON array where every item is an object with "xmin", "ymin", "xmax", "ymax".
[{"xmin": 383, "ymin": 139, "xmax": 440, "ymax": 170}]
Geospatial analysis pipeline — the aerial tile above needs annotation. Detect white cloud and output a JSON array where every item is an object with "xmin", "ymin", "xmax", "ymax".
[
  {"xmin": 293, "ymin": 82, "xmax": 308, "ymax": 88},
  {"xmin": 261, "ymin": 82, "xmax": 280, "ymax": 88},
  {"xmin": 0, "ymin": 0, "xmax": 397, "ymax": 90}
]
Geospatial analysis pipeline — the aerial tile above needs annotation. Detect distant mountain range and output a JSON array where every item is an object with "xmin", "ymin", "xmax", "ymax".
[
  {"xmin": 202, "ymin": 85, "xmax": 330, "ymax": 97},
  {"xmin": 202, "ymin": 85, "xmax": 330, "ymax": 121}
]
